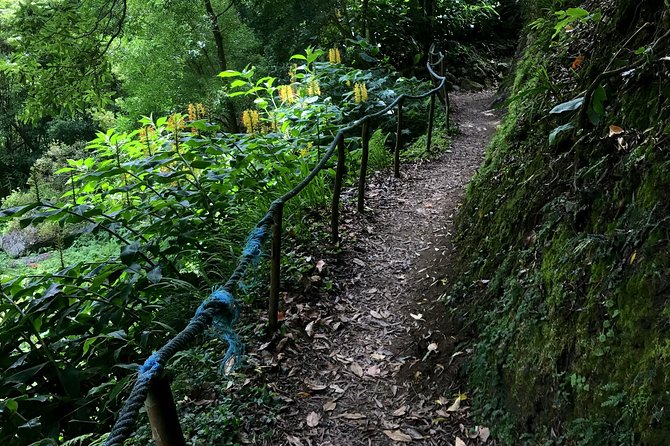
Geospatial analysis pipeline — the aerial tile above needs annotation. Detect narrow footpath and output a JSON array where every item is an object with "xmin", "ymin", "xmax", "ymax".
[{"xmin": 265, "ymin": 91, "xmax": 500, "ymax": 446}]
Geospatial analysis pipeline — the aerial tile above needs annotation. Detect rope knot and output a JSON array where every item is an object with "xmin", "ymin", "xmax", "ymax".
[{"xmin": 196, "ymin": 288, "xmax": 243, "ymax": 373}]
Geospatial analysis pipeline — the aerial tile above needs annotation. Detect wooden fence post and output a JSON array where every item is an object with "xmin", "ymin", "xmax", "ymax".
[
  {"xmin": 145, "ymin": 374, "xmax": 186, "ymax": 446},
  {"xmin": 439, "ymin": 58, "xmax": 450, "ymax": 132},
  {"xmin": 357, "ymin": 121, "xmax": 370, "ymax": 213},
  {"xmin": 269, "ymin": 202, "xmax": 283, "ymax": 332},
  {"xmin": 331, "ymin": 135, "xmax": 346, "ymax": 244},
  {"xmin": 426, "ymin": 92, "xmax": 436, "ymax": 154},
  {"xmin": 394, "ymin": 99, "xmax": 404, "ymax": 179}
]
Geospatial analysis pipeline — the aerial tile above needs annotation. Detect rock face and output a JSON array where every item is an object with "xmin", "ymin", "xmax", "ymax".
[{"xmin": 448, "ymin": 1, "xmax": 670, "ymax": 444}]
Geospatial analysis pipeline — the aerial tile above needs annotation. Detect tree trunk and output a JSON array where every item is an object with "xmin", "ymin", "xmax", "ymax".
[
  {"xmin": 362, "ymin": 0, "xmax": 371, "ymax": 41},
  {"xmin": 202, "ymin": 0, "xmax": 240, "ymax": 132},
  {"xmin": 203, "ymin": 0, "xmax": 227, "ymax": 71}
]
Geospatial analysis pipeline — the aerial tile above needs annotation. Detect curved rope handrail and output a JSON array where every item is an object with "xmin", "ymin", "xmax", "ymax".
[{"xmin": 103, "ymin": 48, "xmax": 449, "ymax": 446}]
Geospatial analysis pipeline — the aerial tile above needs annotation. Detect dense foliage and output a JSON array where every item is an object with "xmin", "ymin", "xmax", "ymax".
[
  {"xmin": 449, "ymin": 0, "xmax": 670, "ymax": 443},
  {"xmin": 0, "ymin": 45, "xmax": 437, "ymax": 443}
]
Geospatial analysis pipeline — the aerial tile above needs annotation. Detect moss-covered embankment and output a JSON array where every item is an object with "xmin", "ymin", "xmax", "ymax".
[{"xmin": 448, "ymin": 0, "xmax": 670, "ymax": 444}]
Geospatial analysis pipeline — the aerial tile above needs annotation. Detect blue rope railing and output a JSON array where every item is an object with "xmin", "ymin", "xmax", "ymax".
[{"xmin": 103, "ymin": 48, "xmax": 449, "ymax": 446}]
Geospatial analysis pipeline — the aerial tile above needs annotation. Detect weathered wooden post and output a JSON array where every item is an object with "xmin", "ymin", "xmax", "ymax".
[
  {"xmin": 331, "ymin": 135, "xmax": 346, "ymax": 244},
  {"xmin": 426, "ymin": 92, "xmax": 436, "ymax": 154},
  {"xmin": 439, "ymin": 58, "xmax": 450, "ymax": 132},
  {"xmin": 145, "ymin": 374, "xmax": 186, "ymax": 446},
  {"xmin": 357, "ymin": 121, "xmax": 370, "ymax": 213},
  {"xmin": 394, "ymin": 99, "xmax": 404, "ymax": 179},
  {"xmin": 269, "ymin": 202, "xmax": 283, "ymax": 331}
]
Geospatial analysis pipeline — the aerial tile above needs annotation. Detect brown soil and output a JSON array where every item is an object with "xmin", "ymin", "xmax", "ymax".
[{"xmin": 248, "ymin": 91, "xmax": 501, "ymax": 446}]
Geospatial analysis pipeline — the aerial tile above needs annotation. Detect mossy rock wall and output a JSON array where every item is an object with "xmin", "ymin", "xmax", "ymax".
[{"xmin": 449, "ymin": 0, "xmax": 670, "ymax": 444}]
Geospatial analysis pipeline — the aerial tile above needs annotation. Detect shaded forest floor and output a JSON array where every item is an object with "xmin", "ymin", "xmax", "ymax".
[{"xmin": 242, "ymin": 91, "xmax": 502, "ymax": 445}]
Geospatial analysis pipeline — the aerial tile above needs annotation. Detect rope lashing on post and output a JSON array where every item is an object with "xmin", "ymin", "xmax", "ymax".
[
  {"xmin": 197, "ymin": 288, "xmax": 242, "ymax": 372},
  {"xmin": 105, "ymin": 223, "xmax": 273, "ymax": 446}
]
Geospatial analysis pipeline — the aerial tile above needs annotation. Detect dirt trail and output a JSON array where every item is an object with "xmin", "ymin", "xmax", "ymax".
[{"xmin": 266, "ymin": 91, "xmax": 500, "ymax": 446}]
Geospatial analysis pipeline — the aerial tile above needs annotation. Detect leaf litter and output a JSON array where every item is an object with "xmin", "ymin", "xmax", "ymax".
[{"xmin": 249, "ymin": 92, "xmax": 500, "ymax": 445}]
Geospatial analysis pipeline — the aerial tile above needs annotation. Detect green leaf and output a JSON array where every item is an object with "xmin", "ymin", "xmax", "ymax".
[
  {"xmin": 549, "ymin": 122, "xmax": 576, "ymax": 145},
  {"xmin": 5, "ymin": 399, "xmax": 18, "ymax": 412},
  {"xmin": 218, "ymin": 70, "xmax": 242, "ymax": 78},
  {"xmin": 120, "ymin": 242, "xmax": 140, "ymax": 266},
  {"xmin": 549, "ymin": 97, "xmax": 584, "ymax": 114},
  {"xmin": 147, "ymin": 266, "xmax": 162, "ymax": 283},
  {"xmin": 290, "ymin": 54, "xmax": 307, "ymax": 60}
]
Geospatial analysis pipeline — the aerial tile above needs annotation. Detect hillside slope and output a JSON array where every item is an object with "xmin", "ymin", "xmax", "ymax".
[{"xmin": 448, "ymin": 0, "xmax": 670, "ymax": 444}]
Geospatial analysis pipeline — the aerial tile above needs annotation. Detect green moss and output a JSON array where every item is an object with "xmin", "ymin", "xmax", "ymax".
[{"xmin": 449, "ymin": 1, "xmax": 670, "ymax": 444}]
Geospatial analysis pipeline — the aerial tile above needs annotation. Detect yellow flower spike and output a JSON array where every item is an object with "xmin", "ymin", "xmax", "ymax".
[
  {"xmin": 187, "ymin": 103, "xmax": 197, "ymax": 122},
  {"xmin": 353, "ymin": 82, "xmax": 368, "ymax": 104},
  {"xmin": 328, "ymin": 48, "xmax": 342, "ymax": 64},
  {"xmin": 278, "ymin": 85, "xmax": 295, "ymax": 104},
  {"xmin": 307, "ymin": 80, "xmax": 321, "ymax": 96},
  {"xmin": 242, "ymin": 109, "xmax": 260, "ymax": 134},
  {"xmin": 196, "ymin": 103, "xmax": 206, "ymax": 118},
  {"xmin": 167, "ymin": 114, "xmax": 184, "ymax": 132}
]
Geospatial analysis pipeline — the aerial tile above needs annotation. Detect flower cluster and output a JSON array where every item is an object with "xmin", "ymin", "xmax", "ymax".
[
  {"xmin": 353, "ymin": 82, "xmax": 368, "ymax": 103},
  {"xmin": 278, "ymin": 85, "xmax": 296, "ymax": 104},
  {"xmin": 307, "ymin": 80, "xmax": 321, "ymax": 97},
  {"xmin": 242, "ymin": 109, "xmax": 260, "ymax": 134},
  {"xmin": 328, "ymin": 48, "xmax": 342, "ymax": 64},
  {"xmin": 167, "ymin": 113, "xmax": 185, "ymax": 132},
  {"xmin": 187, "ymin": 103, "xmax": 207, "ymax": 121}
]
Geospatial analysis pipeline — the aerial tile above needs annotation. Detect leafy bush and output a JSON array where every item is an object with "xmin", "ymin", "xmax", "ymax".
[{"xmin": 0, "ymin": 47, "xmax": 428, "ymax": 444}]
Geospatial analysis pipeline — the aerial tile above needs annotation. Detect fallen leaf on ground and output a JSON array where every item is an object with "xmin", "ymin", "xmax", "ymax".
[
  {"xmin": 410, "ymin": 313, "xmax": 424, "ymax": 321},
  {"xmin": 392, "ymin": 405, "xmax": 408, "ymax": 417},
  {"xmin": 427, "ymin": 342, "xmax": 438, "ymax": 352},
  {"xmin": 337, "ymin": 412, "xmax": 366, "ymax": 420},
  {"xmin": 479, "ymin": 426, "xmax": 491, "ymax": 442},
  {"xmin": 351, "ymin": 362, "xmax": 364, "ymax": 377},
  {"xmin": 446, "ymin": 398, "xmax": 461, "ymax": 412},
  {"xmin": 370, "ymin": 310, "xmax": 383, "ymax": 319},
  {"xmin": 323, "ymin": 400, "xmax": 337, "ymax": 412},
  {"xmin": 316, "ymin": 259, "xmax": 325, "ymax": 272},
  {"xmin": 353, "ymin": 258, "xmax": 366, "ymax": 267},
  {"xmin": 305, "ymin": 320, "xmax": 316, "ymax": 337},
  {"xmin": 366, "ymin": 365, "xmax": 381, "ymax": 376},
  {"xmin": 306, "ymin": 411, "xmax": 320, "ymax": 427},
  {"xmin": 286, "ymin": 435, "xmax": 304, "ymax": 446},
  {"xmin": 305, "ymin": 381, "xmax": 327, "ymax": 391},
  {"xmin": 383, "ymin": 430, "xmax": 412, "ymax": 442},
  {"xmin": 455, "ymin": 437, "xmax": 466, "ymax": 446},
  {"xmin": 609, "ymin": 125, "xmax": 624, "ymax": 137}
]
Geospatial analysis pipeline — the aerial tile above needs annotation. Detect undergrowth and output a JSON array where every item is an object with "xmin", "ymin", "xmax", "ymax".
[{"xmin": 448, "ymin": 0, "xmax": 670, "ymax": 444}]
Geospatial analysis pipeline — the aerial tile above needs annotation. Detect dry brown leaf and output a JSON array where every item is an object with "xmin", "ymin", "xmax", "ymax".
[
  {"xmin": 370, "ymin": 310, "xmax": 383, "ymax": 319},
  {"xmin": 571, "ymin": 54, "xmax": 585, "ymax": 70},
  {"xmin": 383, "ymin": 430, "xmax": 413, "ymax": 442},
  {"xmin": 366, "ymin": 365, "xmax": 381, "ymax": 377},
  {"xmin": 306, "ymin": 411, "xmax": 320, "ymax": 427},
  {"xmin": 305, "ymin": 320, "xmax": 316, "ymax": 337},
  {"xmin": 323, "ymin": 400, "xmax": 337, "ymax": 412},
  {"xmin": 350, "ymin": 362, "xmax": 364, "ymax": 377},
  {"xmin": 338, "ymin": 412, "xmax": 366, "ymax": 420},
  {"xmin": 392, "ymin": 405, "xmax": 408, "ymax": 417},
  {"xmin": 455, "ymin": 437, "xmax": 466, "ymax": 446},
  {"xmin": 446, "ymin": 397, "xmax": 461, "ymax": 412},
  {"xmin": 286, "ymin": 435, "xmax": 304, "ymax": 446},
  {"xmin": 305, "ymin": 381, "xmax": 327, "ymax": 391},
  {"xmin": 609, "ymin": 125, "xmax": 624, "ymax": 137},
  {"xmin": 479, "ymin": 426, "xmax": 491, "ymax": 442}
]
